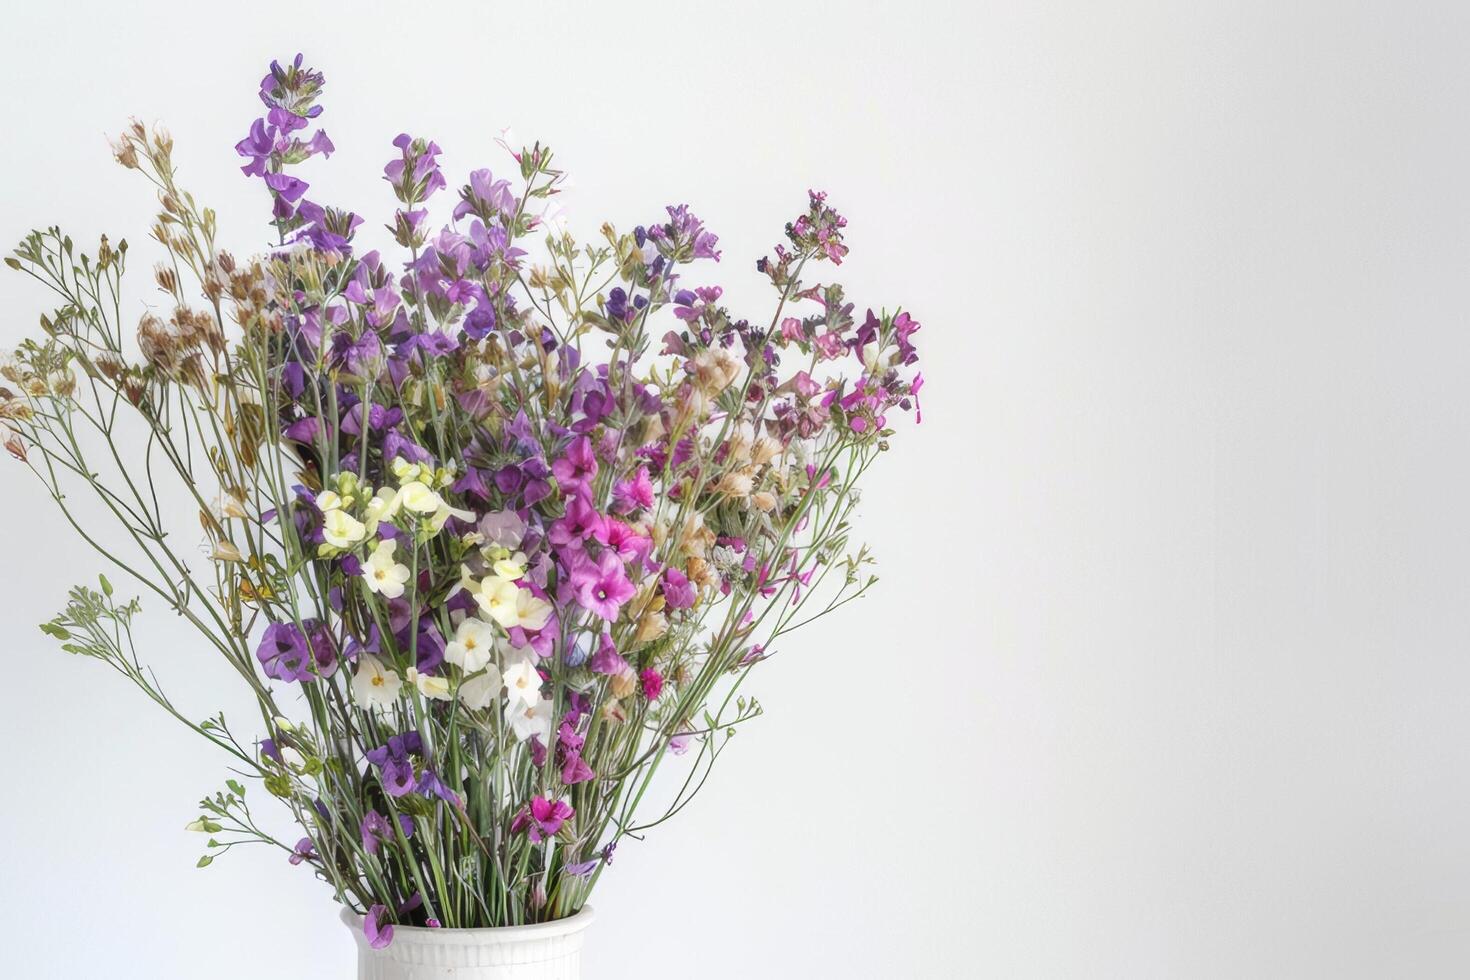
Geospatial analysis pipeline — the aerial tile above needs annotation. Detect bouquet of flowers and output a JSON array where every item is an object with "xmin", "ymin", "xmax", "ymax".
[{"xmin": 0, "ymin": 55, "xmax": 922, "ymax": 945}]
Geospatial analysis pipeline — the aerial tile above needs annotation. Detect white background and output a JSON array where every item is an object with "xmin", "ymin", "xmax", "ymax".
[{"xmin": 3, "ymin": 1, "xmax": 1469, "ymax": 977}]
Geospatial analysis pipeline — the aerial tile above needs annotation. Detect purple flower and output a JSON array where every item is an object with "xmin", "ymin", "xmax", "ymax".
[
  {"xmin": 416, "ymin": 769, "xmax": 462, "ymax": 806},
  {"xmin": 366, "ymin": 732, "xmax": 424, "ymax": 797},
  {"xmin": 588, "ymin": 633, "xmax": 628, "ymax": 675},
  {"xmin": 361, "ymin": 809, "xmax": 414, "ymax": 856},
  {"xmin": 564, "ymin": 858, "xmax": 600, "ymax": 879},
  {"xmin": 454, "ymin": 169, "xmax": 516, "ymax": 222},
  {"xmin": 288, "ymin": 836, "xmax": 316, "ymax": 866},
  {"xmin": 648, "ymin": 204, "xmax": 721, "ymax": 262},
  {"xmin": 384, "ymin": 133, "xmax": 446, "ymax": 205},
  {"xmin": 661, "ymin": 567, "xmax": 697, "ymax": 610},
  {"xmin": 364, "ymin": 904, "xmax": 394, "ymax": 950},
  {"xmin": 256, "ymin": 622, "xmax": 311, "ymax": 682}
]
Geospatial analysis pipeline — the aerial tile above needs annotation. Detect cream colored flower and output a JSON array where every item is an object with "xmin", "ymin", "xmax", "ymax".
[
  {"xmin": 397, "ymin": 480, "xmax": 443, "ymax": 514},
  {"xmin": 363, "ymin": 539, "xmax": 411, "ymax": 599},
  {"xmin": 512, "ymin": 589, "xmax": 553, "ymax": 632},
  {"xmin": 406, "ymin": 666, "xmax": 452, "ymax": 701},
  {"xmin": 474, "ymin": 575, "xmax": 522, "ymax": 627},
  {"xmin": 457, "ymin": 665, "xmax": 503, "ymax": 711},
  {"xmin": 445, "ymin": 616, "xmax": 497, "ymax": 673},
  {"xmin": 322, "ymin": 508, "xmax": 368, "ymax": 550},
  {"xmin": 351, "ymin": 655, "xmax": 402, "ymax": 708}
]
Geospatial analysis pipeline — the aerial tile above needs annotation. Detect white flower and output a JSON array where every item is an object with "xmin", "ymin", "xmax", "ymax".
[
  {"xmin": 457, "ymin": 665, "xmax": 503, "ymax": 711},
  {"xmin": 362, "ymin": 539, "xmax": 411, "ymax": 599},
  {"xmin": 445, "ymin": 617, "xmax": 497, "ymax": 673},
  {"xmin": 506, "ymin": 695, "xmax": 553, "ymax": 742},
  {"xmin": 503, "ymin": 659, "xmax": 543, "ymax": 708},
  {"xmin": 406, "ymin": 666, "xmax": 453, "ymax": 701},
  {"xmin": 538, "ymin": 201, "xmax": 569, "ymax": 234},
  {"xmin": 322, "ymin": 508, "xmax": 368, "ymax": 550},
  {"xmin": 351, "ymin": 655, "xmax": 402, "ymax": 708},
  {"xmin": 397, "ymin": 481, "xmax": 443, "ymax": 515}
]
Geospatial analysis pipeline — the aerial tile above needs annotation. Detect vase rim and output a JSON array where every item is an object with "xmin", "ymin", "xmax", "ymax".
[{"xmin": 340, "ymin": 904, "xmax": 595, "ymax": 944}]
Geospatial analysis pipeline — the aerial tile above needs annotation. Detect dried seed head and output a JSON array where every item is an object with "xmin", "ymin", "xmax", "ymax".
[
  {"xmin": 111, "ymin": 135, "xmax": 140, "ymax": 170},
  {"xmin": 154, "ymin": 264, "xmax": 178, "ymax": 295}
]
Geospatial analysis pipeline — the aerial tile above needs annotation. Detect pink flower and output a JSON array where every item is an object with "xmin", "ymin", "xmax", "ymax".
[
  {"xmin": 611, "ymin": 465, "xmax": 655, "ymax": 513},
  {"xmin": 548, "ymin": 495, "xmax": 608, "ymax": 548},
  {"xmin": 551, "ymin": 436, "xmax": 597, "ymax": 494},
  {"xmin": 605, "ymin": 520, "xmax": 653, "ymax": 564},
  {"xmin": 570, "ymin": 550, "xmax": 635, "ymax": 622},
  {"xmin": 640, "ymin": 667, "xmax": 664, "ymax": 701},
  {"xmin": 511, "ymin": 795, "xmax": 574, "ymax": 843}
]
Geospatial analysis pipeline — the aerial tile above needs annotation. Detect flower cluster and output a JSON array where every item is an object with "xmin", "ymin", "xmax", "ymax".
[{"xmin": 4, "ymin": 55, "xmax": 922, "ymax": 941}]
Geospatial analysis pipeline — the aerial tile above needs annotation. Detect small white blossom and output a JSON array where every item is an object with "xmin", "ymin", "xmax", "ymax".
[
  {"xmin": 457, "ymin": 665, "xmax": 503, "ymax": 711},
  {"xmin": 363, "ymin": 539, "xmax": 411, "ymax": 599},
  {"xmin": 322, "ymin": 509, "xmax": 368, "ymax": 550},
  {"xmin": 445, "ymin": 616, "xmax": 497, "ymax": 673},
  {"xmin": 506, "ymin": 695, "xmax": 553, "ymax": 742},
  {"xmin": 351, "ymin": 655, "xmax": 402, "ymax": 708},
  {"xmin": 502, "ymin": 659, "xmax": 542, "ymax": 709}
]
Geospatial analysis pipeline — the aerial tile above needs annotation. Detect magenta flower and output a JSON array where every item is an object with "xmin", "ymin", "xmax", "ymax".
[
  {"xmin": 511, "ymin": 795, "xmax": 574, "ymax": 843},
  {"xmin": 589, "ymin": 633, "xmax": 628, "ymax": 675},
  {"xmin": 640, "ymin": 668, "xmax": 664, "ymax": 701},
  {"xmin": 570, "ymin": 550, "xmax": 635, "ymax": 621},
  {"xmin": 547, "ymin": 495, "xmax": 608, "ymax": 548},
  {"xmin": 661, "ymin": 567, "xmax": 697, "ymax": 610},
  {"xmin": 611, "ymin": 465, "xmax": 654, "ymax": 513},
  {"xmin": 605, "ymin": 520, "xmax": 653, "ymax": 564},
  {"xmin": 551, "ymin": 436, "xmax": 598, "ymax": 495}
]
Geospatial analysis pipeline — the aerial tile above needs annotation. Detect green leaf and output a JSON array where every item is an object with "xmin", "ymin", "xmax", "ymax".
[
  {"xmin": 39, "ymin": 622, "xmax": 71, "ymax": 640},
  {"xmin": 225, "ymin": 779, "xmax": 245, "ymax": 797},
  {"xmin": 195, "ymin": 855, "xmax": 213, "ymax": 868}
]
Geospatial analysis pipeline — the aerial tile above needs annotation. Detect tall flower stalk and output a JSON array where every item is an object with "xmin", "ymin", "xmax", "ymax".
[{"xmin": 0, "ymin": 55, "xmax": 923, "ymax": 942}]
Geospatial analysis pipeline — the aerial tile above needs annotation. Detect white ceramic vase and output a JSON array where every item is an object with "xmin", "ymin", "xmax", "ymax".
[{"xmin": 341, "ymin": 907, "xmax": 595, "ymax": 980}]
